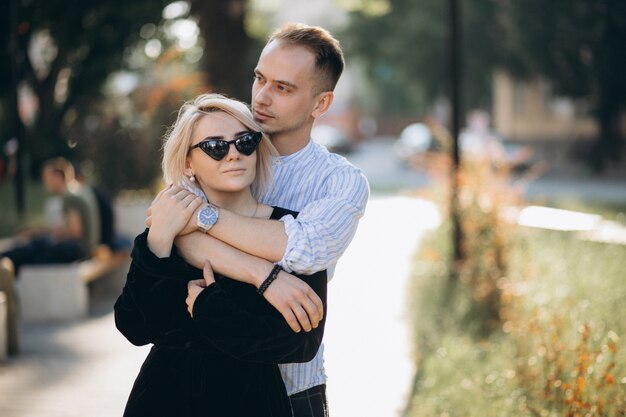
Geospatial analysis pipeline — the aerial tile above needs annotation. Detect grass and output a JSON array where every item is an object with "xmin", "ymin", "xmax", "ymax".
[
  {"xmin": 406, "ymin": 219, "xmax": 626, "ymax": 416},
  {"xmin": 0, "ymin": 180, "xmax": 49, "ymax": 238}
]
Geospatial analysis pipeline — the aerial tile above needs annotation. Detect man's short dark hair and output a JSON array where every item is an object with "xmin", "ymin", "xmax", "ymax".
[{"xmin": 269, "ymin": 23, "xmax": 345, "ymax": 95}]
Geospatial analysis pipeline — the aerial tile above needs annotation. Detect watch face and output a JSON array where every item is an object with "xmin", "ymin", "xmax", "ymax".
[
  {"xmin": 198, "ymin": 206, "xmax": 219, "ymax": 232},
  {"xmin": 199, "ymin": 206, "xmax": 218, "ymax": 227}
]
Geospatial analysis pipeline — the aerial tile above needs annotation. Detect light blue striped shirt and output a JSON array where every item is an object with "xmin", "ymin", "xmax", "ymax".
[{"xmin": 260, "ymin": 139, "xmax": 370, "ymax": 395}]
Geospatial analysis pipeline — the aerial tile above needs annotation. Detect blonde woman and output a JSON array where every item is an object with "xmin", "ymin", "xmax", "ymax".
[{"xmin": 114, "ymin": 94, "xmax": 327, "ymax": 417}]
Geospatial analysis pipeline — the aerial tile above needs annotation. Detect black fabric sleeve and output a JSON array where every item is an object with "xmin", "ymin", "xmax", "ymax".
[
  {"xmin": 113, "ymin": 230, "xmax": 198, "ymax": 346},
  {"xmin": 191, "ymin": 272, "xmax": 327, "ymax": 365}
]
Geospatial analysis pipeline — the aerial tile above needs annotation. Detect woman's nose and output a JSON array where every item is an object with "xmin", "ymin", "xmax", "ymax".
[{"xmin": 225, "ymin": 143, "xmax": 241, "ymax": 161}]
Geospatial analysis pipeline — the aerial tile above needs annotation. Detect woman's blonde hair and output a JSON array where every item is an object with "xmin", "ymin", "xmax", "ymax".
[{"xmin": 162, "ymin": 93, "xmax": 276, "ymax": 200}]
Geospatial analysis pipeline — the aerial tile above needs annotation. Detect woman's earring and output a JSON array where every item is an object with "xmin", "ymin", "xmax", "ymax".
[{"xmin": 189, "ymin": 175, "xmax": 196, "ymax": 182}]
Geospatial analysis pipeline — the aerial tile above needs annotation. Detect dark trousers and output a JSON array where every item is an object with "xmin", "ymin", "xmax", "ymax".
[
  {"xmin": 289, "ymin": 384, "xmax": 329, "ymax": 417},
  {"xmin": 1, "ymin": 236, "xmax": 87, "ymax": 275}
]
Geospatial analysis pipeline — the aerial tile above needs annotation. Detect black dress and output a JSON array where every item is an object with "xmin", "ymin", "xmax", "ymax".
[{"xmin": 114, "ymin": 207, "xmax": 327, "ymax": 417}]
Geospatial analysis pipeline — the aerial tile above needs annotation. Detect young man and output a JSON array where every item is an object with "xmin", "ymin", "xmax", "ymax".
[
  {"xmin": 175, "ymin": 24, "xmax": 369, "ymax": 416},
  {"xmin": 1, "ymin": 157, "xmax": 98, "ymax": 355},
  {"xmin": 1, "ymin": 158, "xmax": 97, "ymax": 273}
]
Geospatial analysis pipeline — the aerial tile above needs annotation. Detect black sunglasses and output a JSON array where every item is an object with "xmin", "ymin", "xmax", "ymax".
[{"xmin": 190, "ymin": 131, "xmax": 263, "ymax": 161}]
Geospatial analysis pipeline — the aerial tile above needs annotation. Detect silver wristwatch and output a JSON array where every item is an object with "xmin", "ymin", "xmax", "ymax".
[{"xmin": 197, "ymin": 203, "xmax": 220, "ymax": 233}]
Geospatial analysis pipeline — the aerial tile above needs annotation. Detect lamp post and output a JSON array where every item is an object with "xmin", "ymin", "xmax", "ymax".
[
  {"xmin": 448, "ymin": 0, "xmax": 464, "ymax": 267},
  {"xmin": 9, "ymin": 0, "xmax": 25, "ymax": 215}
]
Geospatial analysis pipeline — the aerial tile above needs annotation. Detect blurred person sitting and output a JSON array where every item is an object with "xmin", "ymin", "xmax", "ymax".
[
  {"xmin": 460, "ymin": 110, "xmax": 533, "ymax": 172},
  {"xmin": 67, "ymin": 162, "xmax": 102, "ymax": 253},
  {"xmin": 0, "ymin": 157, "xmax": 97, "ymax": 355},
  {"xmin": 0, "ymin": 157, "xmax": 98, "ymax": 275},
  {"xmin": 73, "ymin": 162, "xmax": 125, "ymax": 253}
]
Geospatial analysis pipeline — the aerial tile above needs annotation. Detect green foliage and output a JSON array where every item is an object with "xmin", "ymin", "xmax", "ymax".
[
  {"xmin": 504, "ymin": 0, "xmax": 623, "ymax": 98},
  {"xmin": 342, "ymin": 0, "xmax": 504, "ymax": 116},
  {"xmin": 342, "ymin": 0, "xmax": 626, "ymax": 168},
  {"xmin": 504, "ymin": 0, "xmax": 626, "ymax": 170},
  {"xmin": 0, "ymin": 0, "xmax": 170, "ymax": 177},
  {"xmin": 0, "ymin": 181, "xmax": 48, "ymax": 238},
  {"xmin": 405, "ymin": 125, "xmax": 626, "ymax": 414},
  {"xmin": 408, "ymin": 225, "xmax": 626, "ymax": 416},
  {"xmin": 407, "ymin": 215, "xmax": 626, "ymax": 416}
]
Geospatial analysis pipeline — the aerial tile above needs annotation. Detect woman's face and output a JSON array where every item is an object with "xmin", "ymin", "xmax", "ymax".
[{"xmin": 186, "ymin": 111, "xmax": 257, "ymax": 198}]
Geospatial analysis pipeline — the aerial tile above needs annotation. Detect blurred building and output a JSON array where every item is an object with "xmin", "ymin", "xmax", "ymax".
[{"xmin": 492, "ymin": 70, "xmax": 600, "ymax": 168}]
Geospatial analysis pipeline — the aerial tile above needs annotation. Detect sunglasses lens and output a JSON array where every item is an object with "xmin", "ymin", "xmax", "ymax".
[
  {"xmin": 194, "ymin": 132, "xmax": 261, "ymax": 160},
  {"xmin": 201, "ymin": 141, "xmax": 229, "ymax": 160},
  {"xmin": 236, "ymin": 133, "xmax": 261, "ymax": 156}
]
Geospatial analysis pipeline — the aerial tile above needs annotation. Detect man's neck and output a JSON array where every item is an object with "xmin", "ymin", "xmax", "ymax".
[{"xmin": 271, "ymin": 132, "xmax": 311, "ymax": 156}]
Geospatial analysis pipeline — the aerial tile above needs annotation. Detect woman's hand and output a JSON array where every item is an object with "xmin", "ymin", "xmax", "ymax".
[
  {"xmin": 147, "ymin": 186, "xmax": 204, "ymax": 257},
  {"xmin": 186, "ymin": 260, "xmax": 215, "ymax": 317}
]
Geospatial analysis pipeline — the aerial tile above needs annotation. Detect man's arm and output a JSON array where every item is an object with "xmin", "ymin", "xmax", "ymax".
[
  {"xmin": 175, "ymin": 232, "xmax": 323, "ymax": 333},
  {"xmin": 206, "ymin": 166, "xmax": 369, "ymax": 275},
  {"xmin": 207, "ymin": 211, "xmax": 287, "ymax": 262}
]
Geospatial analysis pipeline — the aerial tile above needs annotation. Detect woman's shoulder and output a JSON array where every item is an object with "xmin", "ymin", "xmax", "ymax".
[{"xmin": 270, "ymin": 206, "xmax": 299, "ymax": 220}]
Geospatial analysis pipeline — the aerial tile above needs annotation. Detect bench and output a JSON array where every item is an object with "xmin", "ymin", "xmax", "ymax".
[{"xmin": 17, "ymin": 250, "xmax": 130, "ymax": 322}]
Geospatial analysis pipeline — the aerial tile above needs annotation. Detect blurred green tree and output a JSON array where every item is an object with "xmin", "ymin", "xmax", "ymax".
[
  {"xmin": 0, "ymin": 0, "xmax": 170, "ymax": 177},
  {"xmin": 342, "ymin": 0, "xmax": 626, "ymax": 171},
  {"xmin": 1, "ymin": 0, "xmax": 262, "ymax": 202},
  {"xmin": 342, "ymin": 0, "xmax": 503, "ymax": 117},
  {"xmin": 505, "ymin": 0, "xmax": 626, "ymax": 171}
]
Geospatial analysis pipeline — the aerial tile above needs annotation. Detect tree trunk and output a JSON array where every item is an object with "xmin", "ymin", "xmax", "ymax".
[
  {"xmin": 9, "ymin": 0, "xmax": 26, "ymax": 213},
  {"xmin": 448, "ymin": 0, "xmax": 464, "ymax": 274},
  {"xmin": 191, "ymin": 0, "xmax": 253, "ymax": 101},
  {"xmin": 591, "ymin": 0, "xmax": 625, "ymax": 173}
]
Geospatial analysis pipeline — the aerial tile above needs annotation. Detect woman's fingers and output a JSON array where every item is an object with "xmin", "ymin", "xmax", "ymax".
[
  {"xmin": 203, "ymin": 260, "xmax": 215, "ymax": 285},
  {"xmin": 180, "ymin": 193, "xmax": 200, "ymax": 209},
  {"xmin": 151, "ymin": 186, "xmax": 170, "ymax": 204},
  {"xmin": 186, "ymin": 279, "xmax": 207, "ymax": 317}
]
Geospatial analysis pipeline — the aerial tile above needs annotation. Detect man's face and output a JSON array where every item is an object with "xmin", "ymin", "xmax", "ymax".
[
  {"xmin": 41, "ymin": 167, "xmax": 64, "ymax": 194},
  {"xmin": 251, "ymin": 41, "xmax": 319, "ymax": 138}
]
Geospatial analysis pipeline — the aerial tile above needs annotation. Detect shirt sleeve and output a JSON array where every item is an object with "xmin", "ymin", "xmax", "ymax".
[{"xmin": 278, "ymin": 166, "xmax": 369, "ymax": 275}]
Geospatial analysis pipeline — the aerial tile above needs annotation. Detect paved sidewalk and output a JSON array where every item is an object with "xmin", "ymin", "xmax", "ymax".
[
  {"xmin": 324, "ymin": 196, "xmax": 440, "ymax": 417},
  {"xmin": 0, "ymin": 278, "xmax": 150, "ymax": 417},
  {"xmin": 0, "ymin": 195, "xmax": 440, "ymax": 417}
]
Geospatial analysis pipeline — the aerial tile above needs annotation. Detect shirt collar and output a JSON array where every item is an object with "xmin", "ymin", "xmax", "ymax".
[{"xmin": 272, "ymin": 139, "xmax": 319, "ymax": 165}]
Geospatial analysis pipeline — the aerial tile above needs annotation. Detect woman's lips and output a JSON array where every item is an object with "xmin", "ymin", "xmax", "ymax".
[{"xmin": 223, "ymin": 167, "xmax": 246, "ymax": 174}]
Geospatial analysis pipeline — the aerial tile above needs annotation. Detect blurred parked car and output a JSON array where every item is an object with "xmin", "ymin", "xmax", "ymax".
[
  {"xmin": 393, "ymin": 123, "xmax": 437, "ymax": 163},
  {"xmin": 312, "ymin": 124, "xmax": 354, "ymax": 154},
  {"xmin": 394, "ymin": 116, "xmax": 535, "ymax": 173}
]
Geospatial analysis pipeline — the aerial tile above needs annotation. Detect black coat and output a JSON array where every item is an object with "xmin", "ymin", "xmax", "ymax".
[{"xmin": 114, "ymin": 207, "xmax": 327, "ymax": 417}]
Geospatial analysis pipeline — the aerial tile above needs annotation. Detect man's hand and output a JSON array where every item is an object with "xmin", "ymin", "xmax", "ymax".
[
  {"xmin": 262, "ymin": 271, "xmax": 324, "ymax": 333},
  {"xmin": 186, "ymin": 261, "xmax": 216, "ymax": 317}
]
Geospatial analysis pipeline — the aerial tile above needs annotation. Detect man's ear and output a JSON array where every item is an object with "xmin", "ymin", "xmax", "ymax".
[{"xmin": 311, "ymin": 92, "xmax": 334, "ymax": 120}]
